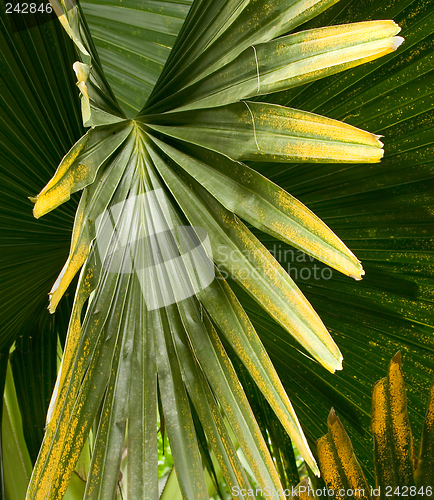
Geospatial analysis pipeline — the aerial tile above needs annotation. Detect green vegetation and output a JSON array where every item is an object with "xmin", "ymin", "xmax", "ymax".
[
  {"xmin": 0, "ymin": 0, "xmax": 433, "ymax": 498},
  {"xmin": 317, "ymin": 353, "xmax": 434, "ymax": 499}
]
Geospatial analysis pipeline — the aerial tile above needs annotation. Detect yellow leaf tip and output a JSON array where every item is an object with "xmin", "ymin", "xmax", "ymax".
[
  {"xmin": 32, "ymin": 200, "xmax": 46, "ymax": 219},
  {"xmin": 47, "ymin": 301, "xmax": 56, "ymax": 314},
  {"xmin": 328, "ymin": 408, "xmax": 346, "ymax": 435},
  {"xmin": 29, "ymin": 195, "xmax": 44, "ymax": 218},
  {"xmin": 393, "ymin": 21, "xmax": 402, "ymax": 33},
  {"xmin": 385, "ymin": 20, "xmax": 402, "ymax": 35},
  {"xmin": 348, "ymin": 263, "xmax": 365, "ymax": 280},
  {"xmin": 48, "ymin": 282, "xmax": 61, "ymax": 314},
  {"xmin": 48, "ymin": 287, "xmax": 61, "ymax": 314}
]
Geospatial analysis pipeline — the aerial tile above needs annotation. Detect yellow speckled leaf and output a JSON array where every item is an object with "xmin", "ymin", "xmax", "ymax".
[
  {"xmin": 147, "ymin": 140, "xmax": 343, "ymax": 373},
  {"xmin": 47, "ymin": 133, "xmax": 137, "ymax": 313},
  {"xmin": 26, "ymin": 254, "xmax": 133, "ymax": 500},
  {"xmin": 32, "ymin": 122, "xmax": 132, "ymax": 219},
  {"xmin": 317, "ymin": 409, "xmax": 371, "ymax": 500},
  {"xmin": 144, "ymin": 102, "xmax": 384, "ymax": 164},
  {"xmin": 144, "ymin": 0, "xmax": 342, "ymax": 110},
  {"xmin": 151, "ymin": 21, "xmax": 403, "ymax": 113},
  {"xmin": 148, "ymin": 137, "xmax": 364, "ymax": 279},
  {"xmin": 371, "ymin": 352, "xmax": 416, "ymax": 496}
]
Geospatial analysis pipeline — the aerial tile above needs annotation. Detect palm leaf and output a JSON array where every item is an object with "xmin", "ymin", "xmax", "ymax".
[
  {"xmin": 81, "ymin": 0, "xmax": 192, "ymax": 117},
  {"xmin": 146, "ymin": 21, "xmax": 402, "ymax": 113},
  {"xmin": 24, "ymin": 0, "xmax": 405, "ymax": 496},
  {"xmin": 317, "ymin": 353, "xmax": 434, "ymax": 496},
  {"xmin": 234, "ymin": 0, "xmax": 434, "ymax": 483},
  {"xmin": 1, "ymin": 0, "xmax": 433, "ymax": 497},
  {"xmin": 2, "ymin": 362, "xmax": 33, "ymax": 500},
  {"xmin": 0, "ymin": 4, "xmax": 82, "ymax": 351}
]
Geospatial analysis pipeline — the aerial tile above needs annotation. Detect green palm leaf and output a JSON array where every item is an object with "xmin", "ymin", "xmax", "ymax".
[
  {"xmin": 238, "ymin": 0, "xmax": 434, "ymax": 483},
  {"xmin": 1, "ymin": 0, "xmax": 433, "ymax": 497},
  {"xmin": 24, "ymin": 0, "xmax": 405, "ymax": 495},
  {"xmin": 317, "ymin": 353, "xmax": 434, "ymax": 496},
  {"xmin": 82, "ymin": 0, "xmax": 192, "ymax": 117},
  {"xmin": 146, "ymin": 21, "xmax": 402, "ymax": 112}
]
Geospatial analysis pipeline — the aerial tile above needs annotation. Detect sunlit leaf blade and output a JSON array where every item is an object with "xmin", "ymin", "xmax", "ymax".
[
  {"xmin": 149, "ymin": 137, "xmax": 364, "ymax": 279},
  {"xmin": 143, "ymin": 155, "xmax": 320, "ymax": 477},
  {"xmin": 125, "ymin": 150, "xmax": 293, "ymax": 492},
  {"xmin": 43, "ymin": 133, "xmax": 137, "ymax": 313},
  {"xmin": 27, "ymin": 235, "xmax": 135, "ymax": 499},
  {"xmin": 191, "ymin": 407, "xmax": 223, "ymax": 498},
  {"xmin": 176, "ymin": 300, "xmax": 285, "ymax": 495},
  {"xmin": 192, "ymin": 268, "xmax": 319, "ymax": 474},
  {"xmin": 84, "ymin": 278, "xmax": 137, "ymax": 499},
  {"xmin": 145, "ymin": 102, "xmax": 384, "ymax": 164},
  {"xmin": 168, "ymin": 314, "xmax": 252, "ymax": 493},
  {"xmin": 143, "ymin": 157, "xmax": 320, "ymax": 485},
  {"xmin": 415, "ymin": 379, "xmax": 434, "ymax": 487},
  {"xmin": 145, "ymin": 0, "xmax": 341, "ymax": 108},
  {"xmin": 127, "ymin": 286, "xmax": 158, "ymax": 500},
  {"xmin": 147, "ymin": 140, "xmax": 343, "ymax": 373},
  {"xmin": 317, "ymin": 409, "xmax": 371, "ymax": 498},
  {"xmin": 84, "ymin": 349, "xmax": 126, "ymax": 499},
  {"xmin": 153, "ymin": 308, "xmax": 209, "ymax": 499},
  {"xmin": 149, "ymin": 21, "xmax": 402, "ymax": 113},
  {"xmin": 46, "ymin": 258, "xmax": 98, "ymax": 428},
  {"xmin": 81, "ymin": 0, "xmax": 193, "ymax": 117},
  {"xmin": 371, "ymin": 352, "xmax": 416, "ymax": 493},
  {"xmin": 233, "ymin": 357, "xmax": 304, "ymax": 488}
]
